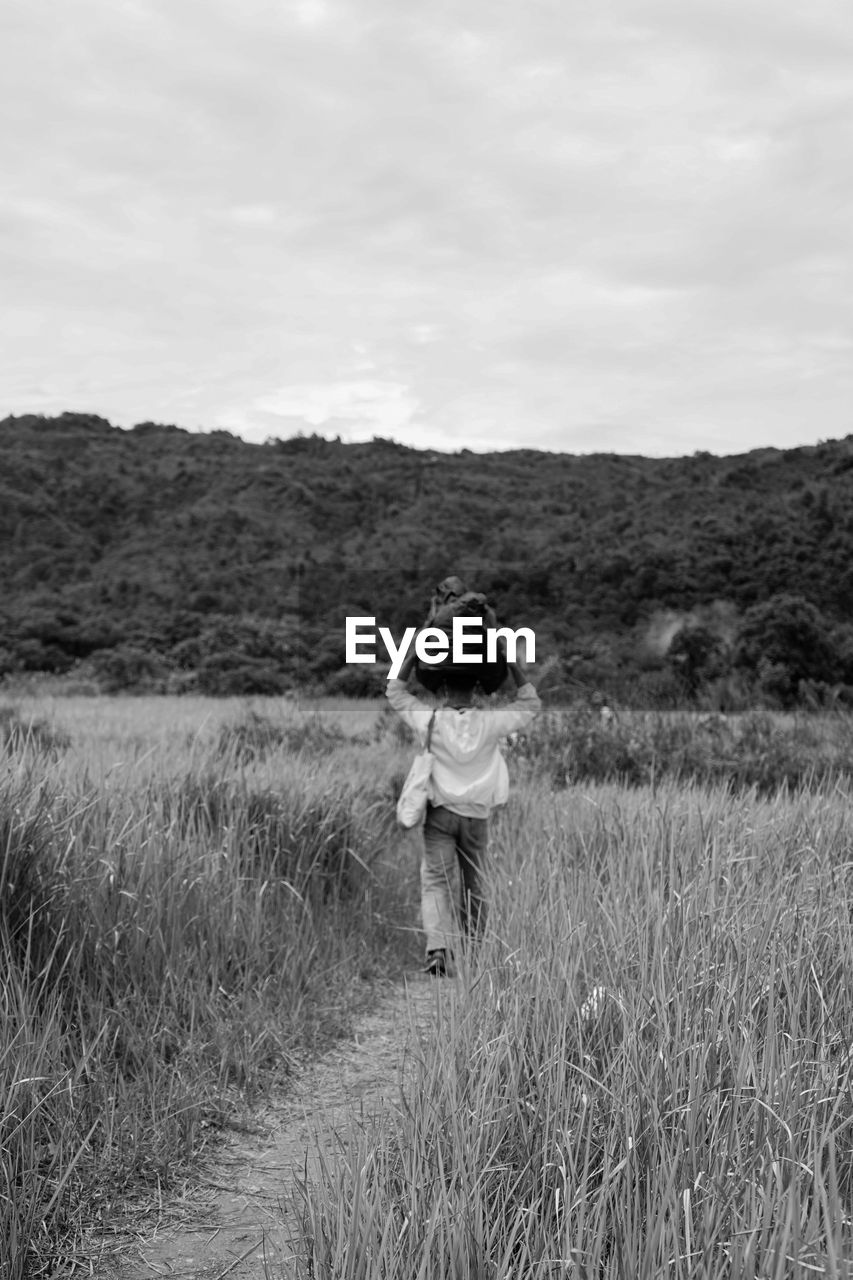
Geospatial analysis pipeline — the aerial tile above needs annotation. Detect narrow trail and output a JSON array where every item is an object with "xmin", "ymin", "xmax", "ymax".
[{"xmin": 91, "ymin": 973, "xmax": 450, "ymax": 1280}]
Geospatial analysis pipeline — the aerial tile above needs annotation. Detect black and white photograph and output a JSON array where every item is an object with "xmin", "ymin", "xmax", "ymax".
[{"xmin": 3, "ymin": 1, "xmax": 853, "ymax": 1275}]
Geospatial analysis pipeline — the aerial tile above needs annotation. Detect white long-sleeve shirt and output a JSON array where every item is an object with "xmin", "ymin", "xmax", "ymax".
[{"xmin": 385, "ymin": 679, "xmax": 541, "ymax": 819}]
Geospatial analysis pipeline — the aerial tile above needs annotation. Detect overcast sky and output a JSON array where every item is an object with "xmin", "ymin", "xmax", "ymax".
[{"xmin": 3, "ymin": 0, "xmax": 853, "ymax": 456}]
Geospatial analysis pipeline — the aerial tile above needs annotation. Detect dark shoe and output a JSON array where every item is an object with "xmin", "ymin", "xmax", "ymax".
[{"xmin": 424, "ymin": 949, "xmax": 448, "ymax": 977}]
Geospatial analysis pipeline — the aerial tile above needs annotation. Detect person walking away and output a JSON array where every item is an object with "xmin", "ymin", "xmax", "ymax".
[{"xmin": 386, "ymin": 642, "xmax": 540, "ymax": 976}]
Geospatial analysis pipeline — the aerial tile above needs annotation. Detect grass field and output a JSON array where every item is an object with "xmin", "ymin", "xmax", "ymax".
[
  {"xmin": 2, "ymin": 693, "xmax": 853, "ymax": 1277},
  {"xmin": 301, "ymin": 776, "xmax": 853, "ymax": 1277},
  {"xmin": 0, "ymin": 695, "xmax": 414, "ymax": 1276}
]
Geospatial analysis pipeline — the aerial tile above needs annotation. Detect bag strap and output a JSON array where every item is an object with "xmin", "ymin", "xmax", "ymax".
[{"xmin": 425, "ymin": 709, "xmax": 436, "ymax": 751}]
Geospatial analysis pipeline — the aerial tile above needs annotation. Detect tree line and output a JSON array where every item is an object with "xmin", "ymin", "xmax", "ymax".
[{"xmin": 2, "ymin": 412, "xmax": 852, "ymax": 707}]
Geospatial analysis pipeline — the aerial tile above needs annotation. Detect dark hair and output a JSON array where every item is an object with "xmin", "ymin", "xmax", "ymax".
[
  {"xmin": 440, "ymin": 674, "xmax": 479, "ymax": 702},
  {"xmin": 415, "ymin": 649, "xmax": 507, "ymax": 695}
]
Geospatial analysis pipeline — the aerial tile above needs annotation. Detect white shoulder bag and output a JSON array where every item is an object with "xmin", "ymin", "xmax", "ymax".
[{"xmin": 396, "ymin": 710, "xmax": 437, "ymax": 829}]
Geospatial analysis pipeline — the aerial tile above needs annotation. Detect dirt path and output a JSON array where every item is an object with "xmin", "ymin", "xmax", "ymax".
[{"xmin": 91, "ymin": 972, "xmax": 452, "ymax": 1279}]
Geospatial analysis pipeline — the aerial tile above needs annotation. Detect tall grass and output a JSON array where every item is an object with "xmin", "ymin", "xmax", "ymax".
[
  {"xmin": 298, "ymin": 776, "xmax": 853, "ymax": 1277},
  {"xmin": 508, "ymin": 701, "xmax": 853, "ymax": 795},
  {"xmin": 8, "ymin": 694, "xmax": 853, "ymax": 1276},
  {"xmin": 0, "ymin": 699, "xmax": 415, "ymax": 1277}
]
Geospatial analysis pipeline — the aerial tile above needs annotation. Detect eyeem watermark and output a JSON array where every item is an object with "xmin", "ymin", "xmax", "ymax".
[{"xmin": 345, "ymin": 616, "xmax": 536, "ymax": 679}]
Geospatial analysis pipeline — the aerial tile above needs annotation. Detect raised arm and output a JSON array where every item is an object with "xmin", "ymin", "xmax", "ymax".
[
  {"xmin": 384, "ymin": 637, "xmax": 433, "ymax": 740},
  {"xmin": 395, "ymin": 642, "xmax": 418, "ymax": 684},
  {"xmin": 485, "ymin": 643, "xmax": 541, "ymax": 737},
  {"xmin": 506, "ymin": 651, "xmax": 530, "ymax": 689}
]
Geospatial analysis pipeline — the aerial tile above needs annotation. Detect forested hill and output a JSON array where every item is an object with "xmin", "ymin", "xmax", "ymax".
[{"xmin": 2, "ymin": 411, "xmax": 853, "ymax": 706}]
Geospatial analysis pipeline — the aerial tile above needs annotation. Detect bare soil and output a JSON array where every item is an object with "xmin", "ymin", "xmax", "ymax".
[{"xmin": 87, "ymin": 972, "xmax": 449, "ymax": 1279}]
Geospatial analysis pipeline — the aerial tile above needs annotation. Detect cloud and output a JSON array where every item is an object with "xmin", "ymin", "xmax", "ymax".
[
  {"xmin": 222, "ymin": 204, "xmax": 279, "ymax": 227},
  {"xmin": 251, "ymin": 380, "xmax": 422, "ymax": 439},
  {"xmin": 2, "ymin": 0, "xmax": 853, "ymax": 453}
]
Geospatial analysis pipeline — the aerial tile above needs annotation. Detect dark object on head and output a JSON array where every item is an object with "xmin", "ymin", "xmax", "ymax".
[
  {"xmin": 426, "ymin": 576, "xmax": 497, "ymax": 628},
  {"xmin": 432, "ymin": 576, "xmax": 467, "ymax": 607},
  {"xmin": 415, "ymin": 621, "xmax": 507, "ymax": 695}
]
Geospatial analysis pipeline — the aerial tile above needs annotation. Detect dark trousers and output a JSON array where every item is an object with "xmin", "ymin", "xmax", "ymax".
[{"xmin": 421, "ymin": 803, "xmax": 488, "ymax": 954}]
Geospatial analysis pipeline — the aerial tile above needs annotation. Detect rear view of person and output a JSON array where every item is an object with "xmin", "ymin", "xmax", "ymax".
[{"xmin": 386, "ymin": 638, "xmax": 540, "ymax": 976}]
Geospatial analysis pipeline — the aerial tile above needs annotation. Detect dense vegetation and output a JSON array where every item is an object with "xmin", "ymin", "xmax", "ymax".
[
  {"xmin": 3, "ymin": 412, "xmax": 853, "ymax": 706},
  {"xmin": 0, "ymin": 696, "xmax": 418, "ymax": 1276},
  {"xmin": 5, "ymin": 695, "xmax": 853, "ymax": 1273},
  {"xmin": 303, "ymin": 774, "xmax": 853, "ymax": 1278}
]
